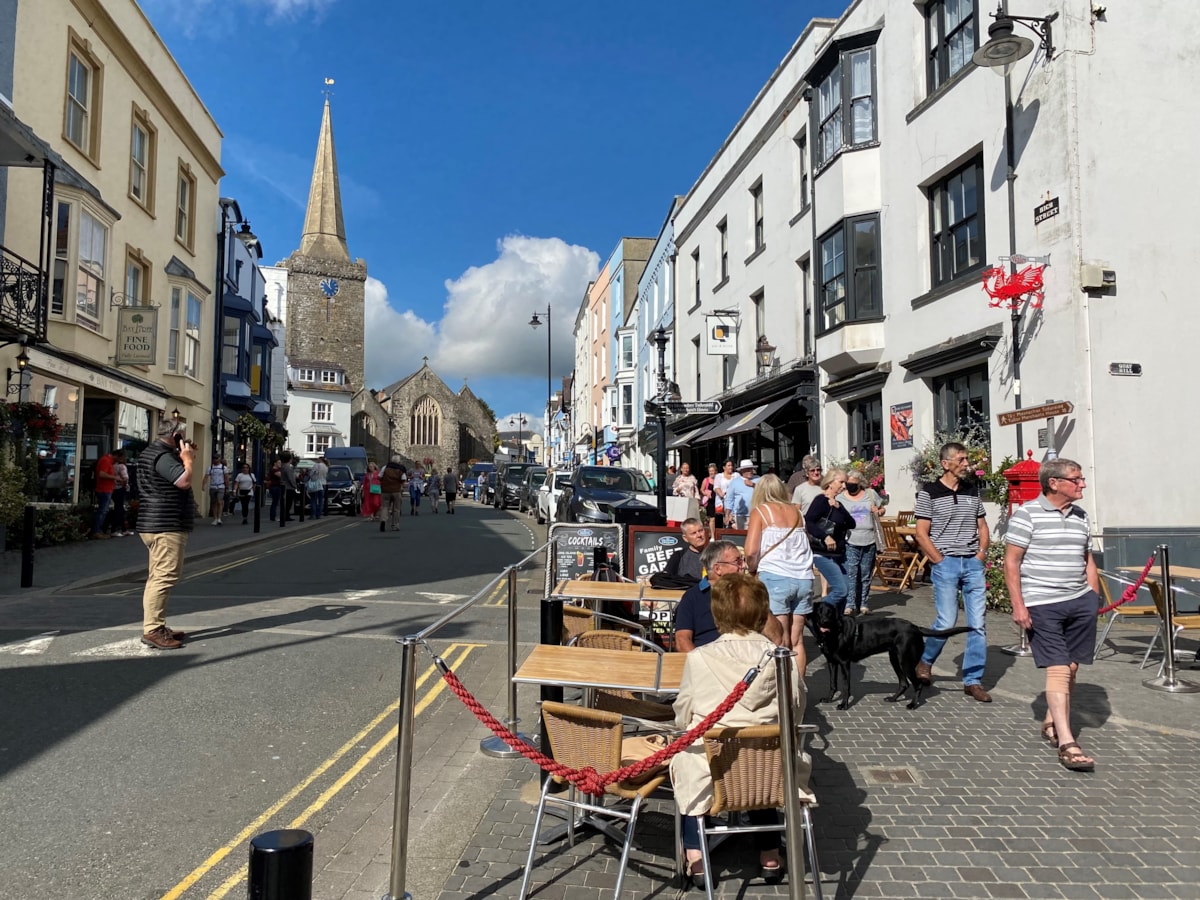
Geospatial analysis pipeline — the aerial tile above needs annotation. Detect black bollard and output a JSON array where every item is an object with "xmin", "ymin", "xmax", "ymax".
[
  {"xmin": 297, "ymin": 488, "xmax": 305, "ymax": 522},
  {"xmin": 379, "ymin": 518, "xmax": 386, "ymax": 533},
  {"xmin": 20, "ymin": 504, "xmax": 35, "ymax": 588},
  {"xmin": 248, "ymin": 828, "xmax": 313, "ymax": 900}
]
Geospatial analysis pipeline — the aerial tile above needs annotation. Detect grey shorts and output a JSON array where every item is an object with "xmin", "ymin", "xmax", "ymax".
[{"xmin": 1027, "ymin": 590, "xmax": 1101, "ymax": 667}]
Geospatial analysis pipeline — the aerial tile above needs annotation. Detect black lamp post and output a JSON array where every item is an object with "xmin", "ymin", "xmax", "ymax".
[
  {"xmin": 972, "ymin": 4, "xmax": 1058, "ymax": 457},
  {"xmin": 529, "ymin": 305, "xmax": 551, "ymax": 463},
  {"xmin": 652, "ymin": 327, "xmax": 670, "ymax": 519},
  {"xmin": 387, "ymin": 416, "xmax": 395, "ymax": 455},
  {"xmin": 510, "ymin": 415, "xmax": 527, "ymax": 462}
]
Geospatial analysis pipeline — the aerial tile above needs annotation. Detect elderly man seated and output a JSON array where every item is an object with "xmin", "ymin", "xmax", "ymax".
[{"xmin": 674, "ymin": 540, "xmax": 783, "ymax": 651}]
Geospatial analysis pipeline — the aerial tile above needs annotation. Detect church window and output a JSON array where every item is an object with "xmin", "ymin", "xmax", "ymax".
[{"xmin": 410, "ymin": 395, "xmax": 441, "ymax": 446}]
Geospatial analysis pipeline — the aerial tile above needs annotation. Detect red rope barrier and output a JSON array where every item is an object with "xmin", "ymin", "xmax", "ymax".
[
  {"xmin": 441, "ymin": 666, "xmax": 753, "ymax": 796},
  {"xmin": 1098, "ymin": 552, "xmax": 1157, "ymax": 615}
]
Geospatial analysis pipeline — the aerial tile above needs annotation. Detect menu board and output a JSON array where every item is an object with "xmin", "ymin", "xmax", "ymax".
[
  {"xmin": 545, "ymin": 523, "xmax": 623, "ymax": 594},
  {"xmin": 627, "ymin": 526, "xmax": 685, "ymax": 579}
]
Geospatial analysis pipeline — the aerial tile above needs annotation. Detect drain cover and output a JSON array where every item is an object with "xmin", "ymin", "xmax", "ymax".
[{"xmin": 863, "ymin": 768, "xmax": 918, "ymax": 784}]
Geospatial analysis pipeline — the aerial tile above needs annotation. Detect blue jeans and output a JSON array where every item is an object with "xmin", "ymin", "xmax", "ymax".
[
  {"xmin": 812, "ymin": 554, "xmax": 849, "ymax": 613},
  {"xmin": 844, "ymin": 543, "xmax": 877, "ymax": 612},
  {"xmin": 922, "ymin": 555, "xmax": 988, "ymax": 686},
  {"xmin": 93, "ymin": 492, "xmax": 113, "ymax": 534},
  {"xmin": 269, "ymin": 485, "xmax": 281, "ymax": 521},
  {"xmin": 308, "ymin": 488, "xmax": 325, "ymax": 519}
]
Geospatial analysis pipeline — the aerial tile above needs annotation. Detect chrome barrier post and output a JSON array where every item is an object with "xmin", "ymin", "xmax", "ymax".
[
  {"xmin": 481, "ymin": 566, "xmax": 534, "ymax": 758},
  {"xmin": 773, "ymin": 647, "xmax": 806, "ymax": 900},
  {"xmin": 383, "ymin": 635, "xmax": 419, "ymax": 900},
  {"xmin": 1144, "ymin": 544, "xmax": 1200, "ymax": 693}
]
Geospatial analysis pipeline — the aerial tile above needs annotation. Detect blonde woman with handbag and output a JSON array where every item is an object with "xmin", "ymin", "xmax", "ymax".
[{"xmin": 744, "ymin": 473, "xmax": 815, "ymax": 669}]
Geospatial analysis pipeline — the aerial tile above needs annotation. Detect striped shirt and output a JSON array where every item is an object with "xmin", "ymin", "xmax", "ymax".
[
  {"xmin": 1005, "ymin": 495, "xmax": 1091, "ymax": 607},
  {"xmin": 913, "ymin": 479, "xmax": 985, "ymax": 556}
]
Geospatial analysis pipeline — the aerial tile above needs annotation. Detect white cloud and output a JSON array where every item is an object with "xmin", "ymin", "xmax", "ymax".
[
  {"xmin": 141, "ymin": 0, "xmax": 337, "ymax": 36},
  {"xmin": 363, "ymin": 235, "xmax": 600, "ymax": 390},
  {"xmin": 436, "ymin": 235, "xmax": 599, "ymax": 380}
]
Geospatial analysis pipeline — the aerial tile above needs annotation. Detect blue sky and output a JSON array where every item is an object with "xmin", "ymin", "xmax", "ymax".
[{"xmin": 140, "ymin": 0, "xmax": 839, "ymax": 430}]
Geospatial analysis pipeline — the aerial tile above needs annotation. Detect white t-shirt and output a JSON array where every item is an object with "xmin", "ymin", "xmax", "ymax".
[
  {"xmin": 207, "ymin": 464, "xmax": 227, "ymax": 489},
  {"xmin": 235, "ymin": 472, "xmax": 255, "ymax": 493}
]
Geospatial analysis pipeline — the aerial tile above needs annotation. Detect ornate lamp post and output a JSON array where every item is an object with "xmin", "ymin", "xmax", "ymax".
[
  {"xmin": 529, "ymin": 305, "xmax": 552, "ymax": 463},
  {"xmin": 509, "ymin": 414, "xmax": 527, "ymax": 462}
]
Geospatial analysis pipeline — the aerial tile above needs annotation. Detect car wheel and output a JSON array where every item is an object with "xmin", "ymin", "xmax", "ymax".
[{"xmin": 536, "ymin": 507, "xmax": 545, "ymax": 525}]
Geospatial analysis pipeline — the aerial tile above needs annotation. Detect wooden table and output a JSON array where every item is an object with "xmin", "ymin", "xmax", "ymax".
[
  {"xmin": 1118, "ymin": 565, "xmax": 1200, "ymax": 580},
  {"xmin": 551, "ymin": 579, "xmax": 644, "ymax": 603},
  {"xmin": 513, "ymin": 644, "xmax": 686, "ymax": 695}
]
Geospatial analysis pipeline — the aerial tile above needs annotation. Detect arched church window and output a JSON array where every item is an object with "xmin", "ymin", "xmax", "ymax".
[{"xmin": 410, "ymin": 396, "xmax": 441, "ymax": 446}]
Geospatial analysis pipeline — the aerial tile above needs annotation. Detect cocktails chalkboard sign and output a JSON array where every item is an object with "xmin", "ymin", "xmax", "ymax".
[{"xmin": 545, "ymin": 523, "xmax": 624, "ymax": 594}]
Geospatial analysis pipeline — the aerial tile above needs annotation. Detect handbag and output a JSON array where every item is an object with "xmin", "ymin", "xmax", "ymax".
[
  {"xmin": 369, "ymin": 483, "xmax": 382, "ymax": 495},
  {"xmin": 809, "ymin": 514, "xmax": 838, "ymax": 553}
]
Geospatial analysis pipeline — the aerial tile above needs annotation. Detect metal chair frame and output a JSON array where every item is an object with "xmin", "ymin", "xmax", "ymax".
[{"xmin": 695, "ymin": 723, "xmax": 822, "ymax": 900}]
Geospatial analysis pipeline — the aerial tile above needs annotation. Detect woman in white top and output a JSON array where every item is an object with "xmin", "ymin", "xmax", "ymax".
[
  {"xmin": 745, "ymin": 473, "xmax": 815, "ymax": 669},
  {"xmin": 234, "ymin": 464, "xmax": 256, "ymax": 524},
  {"xmin": 712, "ymin": 458, "xmax": 736, "ymax": 529}
]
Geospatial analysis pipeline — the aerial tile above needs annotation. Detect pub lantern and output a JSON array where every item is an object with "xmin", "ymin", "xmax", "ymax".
[{"xmin": 1003, "ymin": 450, "xmax": 1042, "ymax": 514}]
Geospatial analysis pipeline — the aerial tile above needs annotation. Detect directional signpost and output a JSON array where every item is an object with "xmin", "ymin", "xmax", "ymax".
[
  {"xmin": 645, "ymin": 400, "xmax": 722, "ymax": 416},
  {"xmin": 996, "ymin": 400, "xmax": 1073, "ymax": 427}
]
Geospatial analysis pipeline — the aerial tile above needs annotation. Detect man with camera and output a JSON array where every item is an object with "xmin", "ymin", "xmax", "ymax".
[{"xmin": 135, "ymin": 417, "xmax": 197, "ymax": 650}]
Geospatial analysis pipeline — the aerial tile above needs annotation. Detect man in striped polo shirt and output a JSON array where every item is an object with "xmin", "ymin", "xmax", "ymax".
[
  {"xmin": 1004, "ymin": 457, "xmax": 1100, "ymax": 772},
  {"xmin": 913, "ymin": 442, "xmax": 992, "ymax": 701}
]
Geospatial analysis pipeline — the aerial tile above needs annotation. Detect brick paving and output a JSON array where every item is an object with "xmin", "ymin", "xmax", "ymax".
[{"xmin": 313, "ymin": 579, "xmax": 1200, "ymax": 900}]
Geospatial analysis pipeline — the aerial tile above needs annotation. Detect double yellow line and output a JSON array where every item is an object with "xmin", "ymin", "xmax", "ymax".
[{"xmin": 162, "ymin": 641, "xmax": 487, "ymax": 899}]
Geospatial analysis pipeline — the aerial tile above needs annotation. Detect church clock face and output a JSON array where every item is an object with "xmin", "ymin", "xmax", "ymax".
[{"xmin": 320, "ymin": 278, "xmax": 340, "ymax": 299}]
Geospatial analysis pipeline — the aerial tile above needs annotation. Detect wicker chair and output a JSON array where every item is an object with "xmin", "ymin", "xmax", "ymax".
[
  {"xmin": 561, "ymin": 604, "xmax": 648, "ymax": 645},
  {"xmin": 1094, "ymin": 577, "xmax": 1163, "ymax": 662},
  {"xmin": 696, "ymin": 723, "xmax": 822, "ymax": 900},
  {"xmin": 570, "ymin": 630, "xmax": 677, "ymax": 722},
  {"xmin": 519, "ymin": 701, "xmax": 673, "ymax": 900}
]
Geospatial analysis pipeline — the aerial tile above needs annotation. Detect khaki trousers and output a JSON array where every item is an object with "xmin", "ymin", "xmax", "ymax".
[
  {"xmin": 383, "ymin": 492, "xmax": 403, "ymax": 528},
  {"xmin": 141, "ymin": 531, "xmax": 188, "ymax": 632}
]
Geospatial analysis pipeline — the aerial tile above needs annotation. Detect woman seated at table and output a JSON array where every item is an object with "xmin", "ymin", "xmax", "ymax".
[{"xmin": 670, "ymin": 572, "xmax": 808, "ymax": 887}]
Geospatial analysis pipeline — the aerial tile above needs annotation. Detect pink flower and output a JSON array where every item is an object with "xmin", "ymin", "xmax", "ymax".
[{"xmin": 975, "ymin": 469, "xmax": 985, "ymax": 477}]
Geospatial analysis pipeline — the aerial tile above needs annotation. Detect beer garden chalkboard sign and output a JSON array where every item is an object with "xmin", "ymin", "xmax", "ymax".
[{"xmin": 544, "ymin": 523, "xmax": 623, "ymax": 595}]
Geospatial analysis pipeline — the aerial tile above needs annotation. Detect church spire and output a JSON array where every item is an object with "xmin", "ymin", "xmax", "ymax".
[{"xmin": 298, "ymin": 97, "xmax": 350, "ymax": 261}]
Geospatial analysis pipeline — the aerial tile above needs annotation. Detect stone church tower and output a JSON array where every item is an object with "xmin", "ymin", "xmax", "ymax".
[{"xmin": 285, "ymin": 98, "xmax": 367, "ymax": 391}]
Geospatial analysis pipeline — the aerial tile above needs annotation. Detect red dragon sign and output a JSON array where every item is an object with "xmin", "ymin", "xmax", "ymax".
[{"xmin": 981, "ymin": 259, "xmax": 1046, "ymax": 309}]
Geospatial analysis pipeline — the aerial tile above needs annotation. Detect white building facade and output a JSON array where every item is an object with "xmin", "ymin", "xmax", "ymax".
[{"xmin": 670, "ymin": 0, "xmax": 1200, "ymax": 561}]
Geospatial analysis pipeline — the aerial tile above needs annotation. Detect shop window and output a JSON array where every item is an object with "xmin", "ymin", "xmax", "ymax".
[{"xmin": 847, "ymin": 394, "xmax": 883, "ymax": 460}]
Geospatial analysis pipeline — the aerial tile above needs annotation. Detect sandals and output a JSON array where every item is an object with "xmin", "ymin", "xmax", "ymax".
[
  {"xmin": 1040, "ymin": 722, "xmax": 1059, "ymax": 747},
  {"xmin": 1058, "ymin": 742, "xmax": 1095, "ymax": 772},
  {"xmin": 760, "ymin": 852, "xmax": 786, "ymax": 883}
]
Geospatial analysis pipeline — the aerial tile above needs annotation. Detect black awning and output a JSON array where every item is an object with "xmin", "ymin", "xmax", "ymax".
[
  {"xmin": 666, "ymin": 424, "xmax": 713, "ymax": 450},
  {"xmin": 696, "ymin": 397, "xmax": 792, "ymax": 442}
]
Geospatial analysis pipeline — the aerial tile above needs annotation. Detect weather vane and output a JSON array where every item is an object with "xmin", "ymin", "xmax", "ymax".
[{"xmin": 322, "ymin": 76, "xmax": 335, "ymax": 100}]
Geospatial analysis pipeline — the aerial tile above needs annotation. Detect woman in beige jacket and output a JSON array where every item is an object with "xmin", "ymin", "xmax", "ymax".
[{"xmin": 669, "ymin": 573, "xmax": 809, "ymax": 887}]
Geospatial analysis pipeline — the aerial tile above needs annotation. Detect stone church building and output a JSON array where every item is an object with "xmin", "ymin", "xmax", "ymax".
[{"xmin": 352, "ymin": 362, "xmax": 495, "ymax": 472}]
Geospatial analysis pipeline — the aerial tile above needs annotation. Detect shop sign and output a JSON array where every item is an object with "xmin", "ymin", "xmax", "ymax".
[{"xmin": 115, "ymin": 307, "xmax": 158, "ymax": 366}]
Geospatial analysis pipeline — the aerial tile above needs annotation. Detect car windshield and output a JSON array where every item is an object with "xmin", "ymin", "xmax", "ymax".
[
  {"xmin": 326, "ymin": 465, "xmax": 353, "ymax": 483},
  {"xmin": 579, "ymin": 468, "xmax": 649, "ymax": 492},
  {"xmin": 505, "ymin": 468, "xmax": 530, "ymax": 483},
  {"xmin": 530, "ymin": 472, "xmax": 546, "ymax": 488},
  {"xmin": 554, "ymin": 474, "xmax": 571, "ymax": 488}
]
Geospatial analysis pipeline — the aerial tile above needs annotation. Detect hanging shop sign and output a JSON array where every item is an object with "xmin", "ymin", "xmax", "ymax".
[
  {"xmin": 115, "ymin": 307, "xmax": 159, "ymax": 366},
  {"xmin": 705, "ymin": 313, "xmax": 738, "ymax": 356}
]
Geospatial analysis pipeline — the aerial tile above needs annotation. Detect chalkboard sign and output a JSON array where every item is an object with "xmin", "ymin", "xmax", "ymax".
[
  {"xmin": 627, "ymin": 526, "xmax": 685, "ymax": 579},
  {"xmin": 545, "ymin": 523, "xmax": 624, "ymax": 594},
  {"xmin": 716, "ymin": 529, "xmax": 747, "ymax": 551}
]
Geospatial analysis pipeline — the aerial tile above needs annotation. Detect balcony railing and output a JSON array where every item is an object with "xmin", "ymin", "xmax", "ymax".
[{"xmin": 0, "ymin": 245, "xmax": 47, "ymax": 341}]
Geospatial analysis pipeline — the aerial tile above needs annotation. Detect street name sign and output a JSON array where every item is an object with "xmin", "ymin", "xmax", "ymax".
[
  {"xmin": 997, "ymin": 401, "xmax": 1074, "ymax": 427},
  {"xmin": 659, "ymin": 400, "xmax": 722, "ymax": 415}
]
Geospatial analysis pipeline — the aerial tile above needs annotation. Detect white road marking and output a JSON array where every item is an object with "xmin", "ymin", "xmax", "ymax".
[
  {"xmin": 416, "ymin": 591, "xmax": 469, "ymax": 604},
  {"xmin": 74, "ymin": 638, "xmax": 162, "ymax": 657},
  {"xmin": 0, "ymin": 631, "xmax": 58, "ymax": 655}
]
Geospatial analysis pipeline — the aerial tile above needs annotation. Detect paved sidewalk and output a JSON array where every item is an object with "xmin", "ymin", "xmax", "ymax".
[
  {"xmin": 313, "ymin": 579, "xmax": 1200, "ymax": 900},
  {"xmin": 0, "ymin": 506, "xmax": 338, "ymax": 595}
]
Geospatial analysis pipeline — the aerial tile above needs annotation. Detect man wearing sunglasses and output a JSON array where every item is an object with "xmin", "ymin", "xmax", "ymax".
[{"xmin": 1004, "ymin": 458, "xmax": 1101, "ymax": 772}]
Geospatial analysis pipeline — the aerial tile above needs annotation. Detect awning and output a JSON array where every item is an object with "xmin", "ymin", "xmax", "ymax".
[
  {"xmin": 697, "ymin": 397, "xmax": 792, "ymax": 442},
  {"xmin": 666, "ymin": 424, "xmax": 714, "ymax": 450},
  {"xmin": 252, "ymin": 323, "xmax": 277, "ymax": 346},
  {"xmin": 222, "ymin": 291, "xmax": 255, "ymax": 315},
  {"xmin": 303, "ymin": 423, "xmax": 342, "ymax": 435}
]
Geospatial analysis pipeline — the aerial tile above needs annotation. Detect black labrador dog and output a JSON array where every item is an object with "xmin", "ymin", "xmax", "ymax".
[{"xmin": 809, "ymin": 602, "xmax": 972, "ymax": 709}]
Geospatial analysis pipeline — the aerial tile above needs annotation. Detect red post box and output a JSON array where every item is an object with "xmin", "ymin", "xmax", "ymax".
[{"xmin": 1003, "ymin": 450, "xmax": 1042, "ymax": 515}]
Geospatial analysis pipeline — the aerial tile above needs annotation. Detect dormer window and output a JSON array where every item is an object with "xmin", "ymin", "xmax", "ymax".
[
  {"xmin": 298, "ymin": 368, "xmax": 315, "ymax": 382},
  {"xmin": 321, "ymin": 370, "xmax": 339, "ymax": 384}
]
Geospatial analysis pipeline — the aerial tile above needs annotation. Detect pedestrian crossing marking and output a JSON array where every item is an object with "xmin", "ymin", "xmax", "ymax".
[
  {"xmin": 74, "ymin": 637, "xmax": 161, "ymax": 658},
  {"xmin": 0, "ymin": 631, "xmax": 58, "ymax": 655},
  {"xmin": 416, "ymin": 591, "xmax": 469, "ymax": 604}
]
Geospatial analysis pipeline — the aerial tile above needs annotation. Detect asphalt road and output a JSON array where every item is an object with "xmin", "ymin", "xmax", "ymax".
[{"xmin": 0, "ymin": 501, "xmax": 545, "ymax": 900}]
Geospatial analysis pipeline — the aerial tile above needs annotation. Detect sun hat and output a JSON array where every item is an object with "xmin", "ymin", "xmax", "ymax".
[{"xmin": 737, "ymin": 458, "xmax": 756, "ymax": 472}]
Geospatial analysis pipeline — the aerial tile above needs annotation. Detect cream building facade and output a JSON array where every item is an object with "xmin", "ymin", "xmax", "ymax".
[{"xmin": 3, "ymin": 0, "xmax": 222, "ymax": 500}]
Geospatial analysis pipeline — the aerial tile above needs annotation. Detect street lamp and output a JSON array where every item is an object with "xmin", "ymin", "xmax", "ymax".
[
  {"xmin": 387, "ymin": 416, "xmax": 395, "ymax": 453},
  {"xmin": 509, "ymin": 415, "xmax": 527, "ymax": 461},
  {"xmin": 529, "ymin": 304, "xmax": 551, "ymax": 463},
  {"xmin": 5, "ymin": 343, "xmax": 30, "ymax": 396},
  {"xmin": 972, "ymin": 4, "xmax": 1058, "ymax": 456},
  {"xmin": 755, "ymin": 334, "xmax": 776, "ymax": 375}
]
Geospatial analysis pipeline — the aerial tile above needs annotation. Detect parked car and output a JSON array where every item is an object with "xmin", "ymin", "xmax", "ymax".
[
  {"xmin": 324, "ymin": 464, "xmax": 361, "ymax": 516},
  {"xmin": 536, "ymin": 469, "xmax": 573, "ymax": 525},
  {"xmin": 556, "ymin": 466, "xmax": 663, "ymax": 526},
  {"xmin": 325, "ymin": 446, "xmax": 368, "ymax": 484},
  {"xmin": 517, "ymin": 467, "xmax": 548, "ymax": 515},
  {"xmin": 494, "ymin": 463, "xmax": 537, "ymax": 509}
]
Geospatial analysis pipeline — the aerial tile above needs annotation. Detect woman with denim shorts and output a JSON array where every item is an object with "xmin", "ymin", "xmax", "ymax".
[{"xmin": 745, "ymin": 473, "xmax": 815, "ymax": 672}]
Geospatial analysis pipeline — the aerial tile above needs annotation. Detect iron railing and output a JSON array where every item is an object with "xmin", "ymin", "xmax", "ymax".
[{"xmin": 0, "ymin": 244, "xmax": 47, "ymax": 341}]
